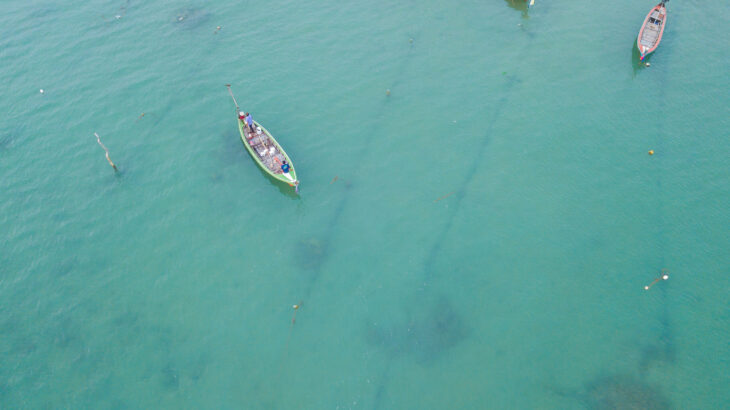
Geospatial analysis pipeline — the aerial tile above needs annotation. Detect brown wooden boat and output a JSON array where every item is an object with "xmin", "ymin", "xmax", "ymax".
[{"xmin": 637, "ymin": 1, "xmax": 668, "ymax": 60}]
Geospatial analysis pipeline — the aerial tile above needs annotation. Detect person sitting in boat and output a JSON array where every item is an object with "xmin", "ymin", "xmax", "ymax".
[
  {"xmin": 245, "ymin": 112, "xmax": 255, "ymax": 133},
  {"xmin": 280, "ymin": 160, "xmax": 290, "ymax": 174}
]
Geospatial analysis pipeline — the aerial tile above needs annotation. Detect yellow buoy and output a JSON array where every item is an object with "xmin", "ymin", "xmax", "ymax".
[{"xmin": 648, "ymin": 150, "xmax": 654, "ymax": 155}]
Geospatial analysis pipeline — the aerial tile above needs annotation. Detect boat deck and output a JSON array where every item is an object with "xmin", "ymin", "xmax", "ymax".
[
  {"xmin": 640, "ymin": 9, "xmax": 664, "ymax": 48},
  {"xmin": 242, "ymin": 125, "xmax": 288, "ymax": 174}
]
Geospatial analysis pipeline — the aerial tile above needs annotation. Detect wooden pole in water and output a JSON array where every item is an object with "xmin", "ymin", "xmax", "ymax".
[
  {"xmin": 94, "ymin": 132, "xmax": 118, "ymax": 172},
  {"xmin": 276, "ymin": 301, "xmax": 303, "ymax": 383},
  {"xmin": 225, "ymin": 84, "xmax": 240, "ymax": 110}
]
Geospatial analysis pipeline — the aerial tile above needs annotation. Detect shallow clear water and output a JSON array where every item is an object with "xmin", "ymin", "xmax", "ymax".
[{"xmin": 1, "ymin": 0, "xmax": 728, "ymax": 408}]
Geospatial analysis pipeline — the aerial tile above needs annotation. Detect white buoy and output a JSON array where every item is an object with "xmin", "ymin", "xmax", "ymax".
[
  {"xmin": 662, "ymin": 274, "xmax": 669, "ymax": 280},
  {"xmin": 39, "ymin": 89, "xmax": 44, "ymax": 94}
]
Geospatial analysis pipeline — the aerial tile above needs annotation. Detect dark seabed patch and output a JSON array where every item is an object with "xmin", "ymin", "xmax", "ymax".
[
  {"xmin": 111, "ymin": 310, "xmax": 140, "ymax": 331},
  {"xmin": 11, "ymin": 337, "xmax": 37, "ymax": 356},
  {"xmin": 172, "ymin": 7, "xmax": 211, "ymax": 30},
  {"xmin": 48, "ymin": 315, "xmax": 80, "ymax": 349},
  {"xmin": 53, "ymin": 257, "xmax": 78, "ymax": 278},
  {"xmin": 296, "ymin": 237, "xmax": 328, "ymax": 272},
  {"xmin": 0, "ymin": 134, "xmax": 12, "ymax": 150},
  {"xmin": 159, "ymin": 352, "xmax": 209, "ymax": 391},
  {"xmin": 160, "ymin": 363, "xmax": 180, "ymax": 390},
  {"xmin": 0, "ymin": 124, "xmax": 24, "ymax": 151},
  {"xmin": 366, "ymin": 296, "xmax": 468, "ymax": 363},
  {"xmin": 582, "ymin": 375, "xmax": 671, "ymax": 410},
  {"xmin": 549, "ymin": 374, "xmax": 671, "ymax": 410},
  {"xmin": 366, "ymin": 297, "xmax": 468, "ymax": 409}
]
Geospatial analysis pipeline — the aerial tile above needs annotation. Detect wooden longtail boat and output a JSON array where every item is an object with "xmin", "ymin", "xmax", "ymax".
[
  {"xmin": 637, "ymin": 1, "xmax": 668, "ymax": 61},
  {"xmin": 226, "ymin": 85, "xmax": 299, "ymax": 192}
]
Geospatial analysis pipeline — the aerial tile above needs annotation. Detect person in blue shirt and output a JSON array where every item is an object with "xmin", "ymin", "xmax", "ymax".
[
  {"xmin": 245, "ymin": 112, "xmax": 254, "ymax": 133},
  {"xmin": 281, "ymin": 160, "xmax": 290, "ymax": 174}
]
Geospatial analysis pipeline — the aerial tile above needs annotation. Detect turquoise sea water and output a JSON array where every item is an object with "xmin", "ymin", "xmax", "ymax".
[{"xmin": 1, "ymin": 0, "xmax": 728, "ymax": 408}]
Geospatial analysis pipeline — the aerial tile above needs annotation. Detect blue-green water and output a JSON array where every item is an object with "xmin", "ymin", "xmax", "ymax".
[{"xmin": 1, "ymin": 0, "xmax": 728, "ymax": 408}]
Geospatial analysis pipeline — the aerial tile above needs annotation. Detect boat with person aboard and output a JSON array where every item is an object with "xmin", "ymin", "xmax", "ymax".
[{"xmin": 225, "ymin": 85, "xmax": 299, "ymax": 193}]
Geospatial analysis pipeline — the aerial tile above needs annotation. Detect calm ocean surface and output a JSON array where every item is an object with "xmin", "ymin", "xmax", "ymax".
[{"xmin": 1, "ymin": 0, "xmax": 728, "ymax": 408}]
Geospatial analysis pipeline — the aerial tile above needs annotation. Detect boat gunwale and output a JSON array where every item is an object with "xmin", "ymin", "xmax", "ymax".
[{"xmin": 637, "ymin": 3, "xmax": 667, "ymax": 58}]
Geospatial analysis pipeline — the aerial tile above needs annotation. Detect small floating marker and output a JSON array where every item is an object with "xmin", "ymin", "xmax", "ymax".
[
  {"xmin": 214, "ymin": 25, "xmax": 222, "ymax": 34},
  {"xmin": 290, "ymin": 301, "xmax": 302, "ymax": 324},
  {"xmin": 178, "ymin": 16, "xmax": 184, "ymax": 21},
  {"xmin": 385, "ymin": 89, "xmax": 391, "ymax": 96},
  {"xmin": 115, "ymin": 14, "xmax": 122, "ymax": 19},
  {"xmin": 409, "ymin": 38, "xmax": 413, "ymax": 43},
  {"xmin": 646, "ymin": 62, "xmax": 651, "ymax": 67},
  {"xmin": 645, "ymin": 270, "xmax": 669, "ymax": 290},
  {"xmin": 648, "ymin": 150, "xmax": 654, "ymax": 155},
  {"xmin": 39, "ymin": 89, "xmax": 44, "ymax": 94}
]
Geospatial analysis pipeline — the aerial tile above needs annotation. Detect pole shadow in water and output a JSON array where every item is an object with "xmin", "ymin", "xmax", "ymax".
[
  {"xmin": 284, "ymin": 28, "xmax": 427, "ymax": 300},
  {"xmin": 639, "ymin": 284, "xmax": 675, "ymax": 375},
  {"xmin": 366, "ymin": 23, "xmax": 537, "ymax": 408},
  {"xmin": 420, "ymin": 73, "xmax": 521, "ymax": 284},
  {"xmin": 631, "ymin": 41, "xmax": 651, "ymax": 76},
  {"xmin": 252, "ymin": 162, "xmax": 300, "ymax": 198},
  {"xmin": 504, "ymin": 0, "xmax": 529, "ymax": 19}
]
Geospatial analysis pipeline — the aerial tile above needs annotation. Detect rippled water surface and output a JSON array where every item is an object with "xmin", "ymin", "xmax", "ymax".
[{"xmin": 1, "ymin": 1, "xmax": 728, "ymax": 408}]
